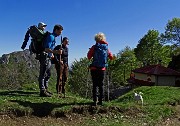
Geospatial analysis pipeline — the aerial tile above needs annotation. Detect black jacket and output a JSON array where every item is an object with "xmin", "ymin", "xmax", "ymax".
[{"xmin": 53, "ymin": 44, "xmax": 68, "ymax": 65}]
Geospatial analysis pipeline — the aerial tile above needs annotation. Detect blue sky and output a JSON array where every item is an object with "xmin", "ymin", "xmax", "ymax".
[{"xmin": 0, "ymin": 0, "xmax": 180, "ymax": 64}]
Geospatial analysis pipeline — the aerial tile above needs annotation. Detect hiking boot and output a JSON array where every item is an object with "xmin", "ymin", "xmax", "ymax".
[
  {"xmin": 58, "ymin": 94, "xmax": 63, "ymax": 98},
  {"xmin": 40, "ymin": 90, "xmax": 51, "ymax": 97},
  {"xmin": 46, "ymin": 90, "xmax": 53, "ymax": 95},
  {"xmin": 57, "ymin": 91, "xmax": 61, "ymax": 94},
  {"xmin": 97, "ymin": 101, "xmax": 103, "ymax": 106},
  {"xmin": 62, "ymin": 93, "xmax": 65, "ymax": 98},
  {"xmin": 92, "ymin": 101, "xmax": 97, "ymax": 106},
  {"xmin": 58, "ymin": 93, "xmax": 65, "ymax": 98},
  {"xmin": 35, "ymin": 54, "xmax": 40, "ymax": 60}
]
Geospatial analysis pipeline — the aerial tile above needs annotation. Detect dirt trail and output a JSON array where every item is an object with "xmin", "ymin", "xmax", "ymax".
[
  {"xmin": 0, "ymin": 105, "xmax": 180, "ymax": 126},
  {"xmin": 0, "ymin": 114, "xmax": 84, "ymax": 126}
]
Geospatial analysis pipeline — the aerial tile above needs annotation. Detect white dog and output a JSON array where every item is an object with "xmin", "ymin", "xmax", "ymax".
[{"xmin": 134, "ymin": 92, "xmax": 143, "ymax": 106}]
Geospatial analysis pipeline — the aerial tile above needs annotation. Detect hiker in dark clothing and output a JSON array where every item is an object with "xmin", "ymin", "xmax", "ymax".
[
  {"xmin": 87, "ymin": 32, "xmax": 113, "ymax": 106},
  {"xmin": 38, "ymin": 24, "xmax": 63, "ymax": 97},
  {"xmin": 53, "ymin": 37, "xmax": 69, "ymax": 98}
]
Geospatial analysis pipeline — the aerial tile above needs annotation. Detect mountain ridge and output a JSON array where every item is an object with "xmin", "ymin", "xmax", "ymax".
[{"xmin": 0, "ymin": 49, "xmax": 56, "ymax": 89}]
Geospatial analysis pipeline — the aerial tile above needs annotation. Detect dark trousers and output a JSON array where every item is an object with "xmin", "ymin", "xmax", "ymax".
[
  {"xmin": 55, "ymin": 63, "xmax": 68, "ymax": 94},
  {"xmin": 38, "ymin": 53, "xmax": 51, "ymax": 91},
  {"xmin": 91, "ymin": 69, "xmax": 105, "ymax": 103}
]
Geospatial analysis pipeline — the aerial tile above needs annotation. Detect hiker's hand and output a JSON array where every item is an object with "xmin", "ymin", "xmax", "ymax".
[
  {"xmin": 55, "ymin": 50, "xmax": 62, "ymax": 54},
  {"xmin": 59, "ymin": 50, "xmax": 62, "ymax": 54},
  {"xmin": 60, "ymin": 61, "xmax": 63, "ymax": 65},
  {"xmin": 51, "ymin": 54, "xmax": 54, "ymax": 59},
  {"xmin": 57, "ymin": 60, "xmax": 63, "ymax": 65},
  {"xmin": 113, "ymin": 56, "xmax": 116, "ymax": 60},
  {"xmin": 21, "ymin": 45, "xmax": 25, "ymax": 50}
]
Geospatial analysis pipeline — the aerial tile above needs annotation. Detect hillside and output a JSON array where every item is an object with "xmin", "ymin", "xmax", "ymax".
[
  {"xmin": 0, "ymin": 50, "xmax": 56, "ymax": 89},
  {"xmin": 0, "ymin": 86, "xmax": 180, "ymax": 126},
  {"xmin": 1, "ymin": 50, "xmax": 180, "ymax": 125}
]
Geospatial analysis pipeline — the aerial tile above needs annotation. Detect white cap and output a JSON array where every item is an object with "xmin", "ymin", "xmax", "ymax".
[{"xmin": 38, "ymin": 22, "xmax": 47, "ymax": 28}]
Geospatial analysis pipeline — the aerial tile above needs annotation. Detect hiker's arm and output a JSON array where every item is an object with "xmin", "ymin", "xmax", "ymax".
[
  {"xmin": 108, "ymin": 49, "xmax": 113, "ymax": 60},
  {"xmin": 87, "ymin": 46, "xmax": 94, "ymax": 60},
  {"xmin": 53, "ymin": 45, "xmax": 61, "ymax": 63},
  {"xmin": 21, "ymin": 30, "xmax": 30, "ymax": 50},
  {"xmin": 44, "ymin": 35, "xmax": 62, "ymax": 54},
  {"xmin": 45, "ymin": 48, "xmax": 62, "ymax": 54}
]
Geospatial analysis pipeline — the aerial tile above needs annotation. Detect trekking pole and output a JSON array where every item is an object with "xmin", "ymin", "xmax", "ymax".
[
  {"xmin": 60, "ymin": 35, "xmax": 62, "ymax": 62},
  {"xmin": 107, "ymin": 68, "xmax": 110, "ymax": 101},
  {"xmin": 86, "ymin": 67, "xmax": 90, "ymax": 98},
  {"xmin": 86, "ymin": 60, "xmax": 91, "ymax": 98},
  {"xmin": 58, "ymin": 36, "xmax": 63, "ymax": 97}
]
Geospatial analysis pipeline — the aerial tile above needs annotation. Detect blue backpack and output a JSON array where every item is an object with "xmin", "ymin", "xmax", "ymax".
[{"xmin": 91, "ymin": 43, "xmax": 108, "ymax": 68}]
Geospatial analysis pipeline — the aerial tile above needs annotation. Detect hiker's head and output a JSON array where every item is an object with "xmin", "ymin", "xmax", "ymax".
[
  {"xmin": 53, "ymin": 24, "xmax": 63, "ymax": 36},
  {"xmin": 38, "ymin": 22, "xmax": 47, "ymax": 31},
  {"xmin": 62, "ymin": 37, "xmax": 69, "ymax": 45},
  {"xmin": 94, "ymin": 32, "xmax": 106, "ymax": 42}
]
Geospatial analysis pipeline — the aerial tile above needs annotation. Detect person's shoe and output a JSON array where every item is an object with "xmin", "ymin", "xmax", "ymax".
[
  {"xmin": 97, "ymin": 101, "xmax": 103, "ymax": 106},
  {"xmin": 92, "ymin": 101, "xmax": 97, "ymax": 106},
  {"xmin": 35, "ymin": 54, "xmax": 40, "ymax": 60},
  {"xmin": 63, "ymin": 93, "xmax": 65, "ymax": 98},
  {"xmin": 57, "ymin": 91, "xmax": 61, "ymax": 94},
  {"xmin": 58, "ymin": 93, "xmax": 65, "ymax": 98},
  {"xmin": 40, "ymin": 90, "xmax": 51, "ymax": 97},
  {"xmin": 46, "ymin": 90, "xmax": 53, "ymax": 95},
  {"xmin": 58, "ymin": 93, "xmax": 62, "ymax": 98}
]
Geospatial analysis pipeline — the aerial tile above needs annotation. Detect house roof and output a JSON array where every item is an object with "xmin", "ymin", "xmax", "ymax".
[{"xmin": 133, "ymin": 64, "xmax": 180, "ymax": 76}]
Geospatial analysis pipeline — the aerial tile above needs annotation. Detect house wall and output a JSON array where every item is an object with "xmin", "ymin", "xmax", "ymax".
[
  {"xmin": 135, "ymin": 73, "xmax": 155, "ymax": 82},
  {"xmin": 134, "ymin": 73, "xmax": 179, "ymax": 86},
  {"xmin": 157, "ymin": 76, "xmax": 175, "ymax": 86}
]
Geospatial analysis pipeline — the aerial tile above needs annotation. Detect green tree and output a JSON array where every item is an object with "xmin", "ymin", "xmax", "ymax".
[
  {"xmin": 134, "ymin": 29, "xmax": 164, "ymax": 65},
  {"xmin": 68, "ymin": 58, "xmax": 92, "ymax": 97},
  {"xmin": 167, "ymin": 45, "xmax": 180, "ymax": 71},
  {"xmin": 161, "ymin": 18, "xmax": 180, "ymax": 46},
  {"xmin": 108, "ymin": 46, "xmax": 139, "ymax": 86},
  {"xmin": 160, "ymin": 45, "xmax": 173, "ymax": 66}
]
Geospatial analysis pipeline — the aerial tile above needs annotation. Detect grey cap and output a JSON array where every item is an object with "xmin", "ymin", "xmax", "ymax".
[{"xmin": 38, "ymin": 22, "xmax": 47, "ymax": 28}]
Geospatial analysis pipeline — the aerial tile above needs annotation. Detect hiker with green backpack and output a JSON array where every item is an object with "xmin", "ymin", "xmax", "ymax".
[
  {"xmin": 87, "ymin": 32, "xmax": 113, "ymax": 106},
  {"xmin": 21, "ymin": 23, "xmax": 63, "ymax": 97},
  {"xmin": 21, "ymin": 22, "xmax": 47, "ymax": 57}
]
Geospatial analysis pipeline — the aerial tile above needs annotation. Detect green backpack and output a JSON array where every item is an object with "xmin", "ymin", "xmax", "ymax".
[{"xmin": 21, "ymin": 25, "xmax": 50, "ymax": 54}]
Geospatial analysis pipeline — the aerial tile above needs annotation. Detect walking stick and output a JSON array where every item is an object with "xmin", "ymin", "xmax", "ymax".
[
  {"xmin": 57, "ymin": 36, "xmax": 63, "ymax": 97},
  {"xmin": 86, "ymin": 66, "xmax": 91, "ymax": 98},
  {"xmin": 86, "ymin": 58, "xmax": 93, "ymax": 98},
  {"xmin": 107, "ymin": 67, "xmax": 110, "ymax": 101}
]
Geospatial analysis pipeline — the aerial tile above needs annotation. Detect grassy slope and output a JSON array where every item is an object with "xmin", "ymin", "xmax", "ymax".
[{"xmin": 0, "ymin": 84, "xmax": 180, "ymax": 126}]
